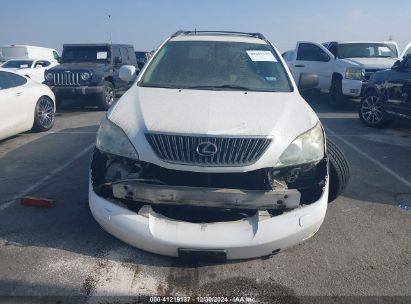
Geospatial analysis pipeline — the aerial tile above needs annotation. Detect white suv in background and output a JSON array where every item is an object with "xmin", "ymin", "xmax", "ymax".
[
  {"xmin": 89, "ymin": 31, "xmax": 350, "ymax": 260},
  {"xmin": 284, "ymin": 41, "xmax": 411, "ymax": 107},
  {"xmin": 0, "ymin": 59, "xmax": 59, "ymax": 83}
]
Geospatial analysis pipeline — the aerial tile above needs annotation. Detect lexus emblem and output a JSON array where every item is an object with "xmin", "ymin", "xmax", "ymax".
[{"xmin": 196, "ymin": 142, "xmax": 218, "ymax": 157}]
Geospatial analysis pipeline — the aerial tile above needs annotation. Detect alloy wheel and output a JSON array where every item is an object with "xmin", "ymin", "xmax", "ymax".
[
  {"xmin": 361, "ymin": 95, "xmax": 384, "ymax": 124},
  {"xmin": 105, "ymin": 86, "xmax": 115, "ymax": 105},
  {"xmin": 37, "ymin": 98, "xmax": 54, "ymax": 129}
]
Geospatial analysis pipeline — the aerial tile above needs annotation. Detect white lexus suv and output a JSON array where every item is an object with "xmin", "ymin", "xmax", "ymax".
[{"xmin": 89, "ymin": 31, "xmax": 349, "ymax": 260}]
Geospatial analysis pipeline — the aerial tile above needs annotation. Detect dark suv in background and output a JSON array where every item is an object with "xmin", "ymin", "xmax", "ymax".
[
  {"xmin": 44, "ymin": 44, "xmax": 137, "ymax": 110},
  {"xmin": 359, "ymin": 54, "xmax": 411, "ymax": 128},
  {"xmin": 134, "ymin": 51, "xmax": 149, "ymax": 70}
]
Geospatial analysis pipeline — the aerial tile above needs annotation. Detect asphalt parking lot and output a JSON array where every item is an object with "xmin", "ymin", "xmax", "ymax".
[{"xmin": 0, "ymin": 97, "xmax": 410, "ymax": 303}]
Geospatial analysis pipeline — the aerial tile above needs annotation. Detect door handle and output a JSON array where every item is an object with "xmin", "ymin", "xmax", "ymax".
[
  {"xmin": 295, "ymin": 64, "xmax": 305, "ymax": 68},
  {"xmin": 15, "ymin": 92, "xmax": 22, "ymax": 96}
]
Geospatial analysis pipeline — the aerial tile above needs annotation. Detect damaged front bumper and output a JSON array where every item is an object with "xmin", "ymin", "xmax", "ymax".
[
  {"xmin": 112, "ymin": 181, "xmax": 301, "ymax": 210},
  {"xmin": 89, "ymin": 149, "xmax": 329, "ymax": 260}
]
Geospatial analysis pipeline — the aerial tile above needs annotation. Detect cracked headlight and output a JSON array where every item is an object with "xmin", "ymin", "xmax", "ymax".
[
  {"xmin": 276, "ymin": 122, "xmax": 324, "ymax": 167},
  {"xmin": 345, "ymin": 67, "xmax": 364, "ymax": 80},
  {"xmin": 96, "ymin": 115, "xmax": 139, "ymax": 159}
]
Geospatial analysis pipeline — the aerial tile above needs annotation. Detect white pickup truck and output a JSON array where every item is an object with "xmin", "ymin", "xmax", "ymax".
[{"xmin": 283, "ymin": 41, "xmax": 411, "ymax": 107}]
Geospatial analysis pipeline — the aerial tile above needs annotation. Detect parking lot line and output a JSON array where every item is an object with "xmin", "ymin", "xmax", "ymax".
[
  {"xmin": 17, "ymin": 131, "xmax": 97, "ymax": 136},
  {"xmin": 45, "ymin": 131, "xmax": 97, "ymax": 134},
  {"xmin": 326, "ymin": 128, "xmax": 411, "ymax": 189},
  {"xmin": 0, "ymin": 143, "xmax": 95, "ymax": 212},
  {"xmin": 327, "ymin": 134, "xmax": 407, "ymax": 137}
]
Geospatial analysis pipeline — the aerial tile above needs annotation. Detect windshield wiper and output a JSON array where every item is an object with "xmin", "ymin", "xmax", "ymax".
[
  {"xmin": 187, "ymin": 84, "xmax": 251, "ymax": 90},
  {"xmin": 186, "ymin": 84, "xmax": 276, "ymax": 91},
  {"xmin": 139, "ymin": 83, "xmax": 277, "ymax": 91},
  {"xmin": 139, "ymin": 83, "xmax": 182, "ymax": 89}
]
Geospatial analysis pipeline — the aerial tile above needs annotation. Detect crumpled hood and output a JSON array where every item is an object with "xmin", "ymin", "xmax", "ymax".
[
  {"xmin": 341, "ymin": 57, "xmax": 397, "ymax": 69},
  {"xmin": 107, "ymin": 86, "xmax": 321, "ymax": 172},
  {"xmin": 109, "ymin": 87, "xmax": 318, "ymax": 138}
]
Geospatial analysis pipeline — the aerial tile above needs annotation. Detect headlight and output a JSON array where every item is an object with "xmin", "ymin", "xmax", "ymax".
[
  {"xmin": 345, "ymin": 67, "xmax": 364, "ymax": 80},
  {"xmin": 45, "ymin": 72, "xmax": 53, "ymax": 81},
  {"xmin": 96, "ymin": 115, "xmax": 139, "ymax": 159},
  {"xmin": 276, "ymin": 122, "xmax": 324, "ymax": 167},
  {"xmin": 81, "ymin": 72, "xmax": 91, "ymax": 81}
]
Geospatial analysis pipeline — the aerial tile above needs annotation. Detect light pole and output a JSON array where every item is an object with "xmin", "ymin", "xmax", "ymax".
[{"xmin": 108, "ymin": 14, "xmax": 112, "ymax": 44}]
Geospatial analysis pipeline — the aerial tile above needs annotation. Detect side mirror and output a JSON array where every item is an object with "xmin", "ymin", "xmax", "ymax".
[
  {"xmin": 119, "ymin": 65, "xmax": 136, "ymax": 82},
  {"xmin": 299, "ymin": 73, "xmax": 319, "ymax": 91},
  {"xmin": 392, "ymin": 60, "xmax": 402, "ymax": 70},
  {"xmin": 114, "ymin": 56, "xmax": 122, "ymax": 64},
  {"xmin": 319, "ymin": 52, "xmax": 331, "ymax": 62},
  {"xmin": 35, "ymin": 64, "xmax": 42, "ymax": 69}
]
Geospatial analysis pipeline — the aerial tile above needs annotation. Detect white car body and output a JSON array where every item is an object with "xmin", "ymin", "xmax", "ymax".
[
  {"xmin": 0, "ymin": 71, "xmax": 55, "ymax": 141},
  {"xmin": 0, "ymin": 45, "xmax": 60, "ymax": 63},
  {"xmin": 89, "ymin": 32, "xmax": 330, "ymax": 260},
  {"xmin": 284, "ymin": 41, "xmax": 411, "ymax": 98},
  {"xmin": 0, "ymin": 59, "xmax": 59, "ymax": 83}
]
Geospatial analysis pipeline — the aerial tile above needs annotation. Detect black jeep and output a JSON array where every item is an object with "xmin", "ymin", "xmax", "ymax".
[{"xmin": 44, "ymin": 44, "xmax": 137, "ymax": 110}]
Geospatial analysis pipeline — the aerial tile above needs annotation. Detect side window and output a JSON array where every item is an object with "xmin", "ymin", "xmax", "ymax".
[
  {"xmin": 120, "ymin": 47, "xmax": 129, "ymax": 63},
  {"xmin": 53, "ymin": 51, "xmax": 59, "ymax": 60},
  {"xmin": 113, "ymin": 47, "xmax": 122, "ymax": 63},
  {"xmin": 328, "ymin": 43, "xmax": 338, "ymax": 57},
  {"xmin": 36, "ymin": 60, "xmax": 51, "ymax": 67},
  {"xmin": 9, "ymin": 73, "xmax": 27, "ymax": 86},
  {"xmin": 0, "ymin": 71, "xmax": 27, "ymax": 90},
  {"xmin": 128, "ymin": 47, "xmax": 137, "ymax": 64},
  {"xmin": 297, "ymin": 43, "xmax": 330, "ymax": 62},
  {"xmin": 0, "ymin": 72, "xmax": 15, "ymax": 90}
]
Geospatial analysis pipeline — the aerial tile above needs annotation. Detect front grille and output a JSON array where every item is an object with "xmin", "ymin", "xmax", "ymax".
[
  {"xmin": 364, "ymin": 69, "xmax": 381, "ymax": 82},
  {"xmin": 145, "ymin": 133, "xmax": 272, "ymax": 166},
  {"xmin": 51, "ymin": 72, "xmax": 81, "ymax": 86}
]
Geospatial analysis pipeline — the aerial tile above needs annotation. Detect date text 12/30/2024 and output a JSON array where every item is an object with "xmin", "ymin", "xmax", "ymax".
[{"xmin": 150, "ymin": 296, "xmax": 257, "ymax": 303}]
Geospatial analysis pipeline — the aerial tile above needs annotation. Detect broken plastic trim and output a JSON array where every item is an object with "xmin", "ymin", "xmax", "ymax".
[
  {"xmin": 90, "ymin": 148, "xmax": 327, "ymax": 214},
  {"xmin": 111, "ymin": 181, "xmax": 301, "ymax": 210}
]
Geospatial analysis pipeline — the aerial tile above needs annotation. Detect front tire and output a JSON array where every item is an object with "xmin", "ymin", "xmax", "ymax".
[
  {"xmin": 329, "ymin": 78, "xmax": 346, "ymax": 109},
  {"xmin": 359, "ymin": 91, "xmax": 391, "ymax": 128},
  {"xmin": 32, "ymin": 96, "xmax": 55, "ymax": 132},
  {"xmin": 97, "ymin": 81, "xmax": 115, "ymax": 110},
  {"xmin": 327, "ymin": 140, "xmax": 350, "ymax": 203}
]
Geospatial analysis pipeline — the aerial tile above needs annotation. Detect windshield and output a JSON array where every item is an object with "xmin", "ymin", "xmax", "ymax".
[
  {"xmin": 2, "ymin": 60, "xmax": 33, "ymax": 68},
  {"xmin": 338, "ymin": 43, "xmax": 398, "ymax": 58},
  {"xmin": 62, "ymin": 47, "xmax": 111, "ymax": 62},
  {"xmin": 139, "ymin": 41, "xmax": 292, "ymax": 92}
]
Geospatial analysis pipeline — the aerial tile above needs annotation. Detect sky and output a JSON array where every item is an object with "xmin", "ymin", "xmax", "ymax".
[{"xmin": 1, "ymin": 0, "xmax": 410, "ymax": 53}]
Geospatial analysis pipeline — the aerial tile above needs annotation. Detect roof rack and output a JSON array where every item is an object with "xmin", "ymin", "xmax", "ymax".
[
  {"xmin": 171, "ymin": 30, "xmax": 266, "ymax": 40},
  {"xmin": 171, "ymin": 30, "xmax": 185, "ymax": 38}
]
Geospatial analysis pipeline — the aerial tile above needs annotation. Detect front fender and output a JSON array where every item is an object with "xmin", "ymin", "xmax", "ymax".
[{"xmin": 362, "ymin": 82, "xmax": 388, "ymax": 102}]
